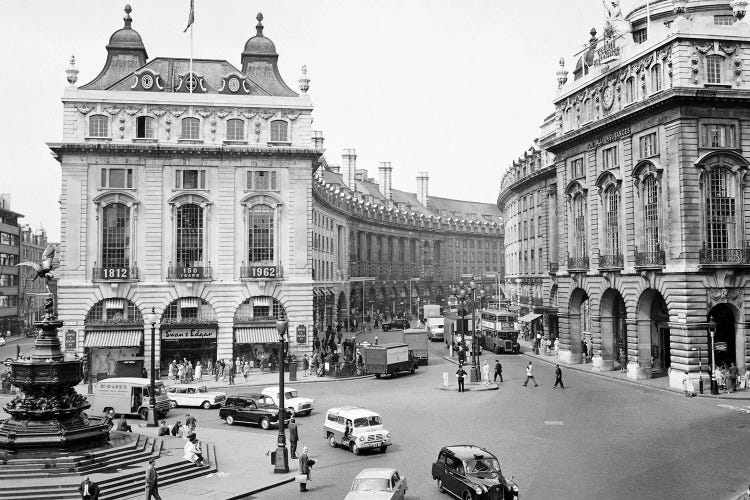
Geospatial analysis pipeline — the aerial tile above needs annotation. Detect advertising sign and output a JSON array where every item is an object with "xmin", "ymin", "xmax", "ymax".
[
  {"xmin": 296, "ymin": 325, "xmax": 307, "ymax": 344},
  {"xmin": 64, "ymin": 329, "xmax": 77, "ymax": 350},
  {"xmin": 161, "ymin": 328, "xmax": 217, "ymax": 340}
]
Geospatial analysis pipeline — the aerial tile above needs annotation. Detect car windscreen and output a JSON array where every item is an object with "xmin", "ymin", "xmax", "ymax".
[
  {"xmin": 465, "ymin": 458, "xmax": 501, "ymax": 475},
  {"xmin": 351, "ymin": 478, "xmax": 390, "ymax": 491},
  {"xmin": 284, "ymin": 390, "xmax": 298, "ymax": 399},
  {"xmin": 197, "ymin": 386, "xmax": 208, "ymax": 393},
  {"xmin": 147, "ymin": 384, "xmax": 167, "ymax": 397},
  {"xmin": 353, "ymin": 416, "xmax": 382, "ymax": 427}
]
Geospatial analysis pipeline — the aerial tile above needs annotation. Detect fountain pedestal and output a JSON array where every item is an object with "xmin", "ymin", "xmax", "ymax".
[{"xmin": 0, "ymin": 296, "xmax": 110, "ymax": 450}]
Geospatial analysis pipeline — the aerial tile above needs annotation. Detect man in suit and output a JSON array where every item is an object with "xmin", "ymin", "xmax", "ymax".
[
  {"xmin": 288, "ymin": 418, "xmax": 299, "ymax": 459},
  {"xmin": 145, "ymin": 458, "xmax": 161, "ymax": 500},
  {"xmin": 298, "ymin": 446, "xmax": 315, "ymax": 492},
  {"xmin": 78, "ymin": 476, "xmax": 100, "ymax": 500}
]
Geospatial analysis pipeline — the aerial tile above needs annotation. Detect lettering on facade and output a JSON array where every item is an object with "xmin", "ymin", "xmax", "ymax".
[
  {"xmin": 296, "ymin": 325, "xmax": 307, "ymax": 344},
  {"xmin": 162, "ymin": 328, "xmax": 217, "ymax": 340},
  {"xmin": 586, "ymin": 127, "xmax": 631, "ymax": 150},
  {"xmin": 64, "ymin": 329, "xmax": 76, "ymax": 351}
]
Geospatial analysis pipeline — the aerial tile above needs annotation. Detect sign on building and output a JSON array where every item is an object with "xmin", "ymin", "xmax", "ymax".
[
  {"xmin": 162, "ymin": 328, "xmax": 217, "ymax": 340},
  {"xmin": 296, "ymin": 325, "xmax": 307, "ymax": 344},
  {"xmin": 64, "ymin": 329, "xmax": 77, "ymax": 350}
]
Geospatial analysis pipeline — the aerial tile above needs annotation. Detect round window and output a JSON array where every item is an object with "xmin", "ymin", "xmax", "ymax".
[
  {"xmin": 228, "ymin": 77, "xmax": 240, "ymax": 92},
  {"xmin": 141, "ymin": 74, "xmax": 154, "ymax": 89}
]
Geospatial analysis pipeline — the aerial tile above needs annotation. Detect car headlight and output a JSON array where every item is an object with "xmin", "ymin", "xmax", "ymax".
[
  {"xmin": 474, "ymin": 485, "xmax": 483, "ymax": 495},
  {"xmin": 358, "ymin": 436, "xmax": 364, "ymax": 442},
  {"xmin": 512, "ymin": 485, "xmax": 518, "ymax": 491},
  {"xmin": 386, "ymin": 432, "xmax": 391, "ymax": 439}
]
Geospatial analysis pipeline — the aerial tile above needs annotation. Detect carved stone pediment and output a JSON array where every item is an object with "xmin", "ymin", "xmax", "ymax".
[{"xmin": 705, "ymin": 287, "xmax": 743, "ymax": 309}]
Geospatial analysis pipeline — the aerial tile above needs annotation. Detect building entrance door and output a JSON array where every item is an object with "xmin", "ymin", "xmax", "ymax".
[{"xmin": 651, "ymin": 325, "xmax": 670, "ymax": 375}]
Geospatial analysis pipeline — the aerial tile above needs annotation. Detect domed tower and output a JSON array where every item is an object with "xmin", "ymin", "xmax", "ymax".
[
  {"xmin": 240, "ymin": 13, "xmax": 297, "ymax": 97},
  {"xmin": 81, "ymin": 4, "xmax": 148, "ymax": 90}
]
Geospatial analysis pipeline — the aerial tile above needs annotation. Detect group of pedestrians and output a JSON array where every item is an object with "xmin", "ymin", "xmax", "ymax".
[
  {"xmin": 77, "ymin": 458, "xmax": 162, "ymax": 500},
  {"xmin": 455, "ymin": 359, "xmax": 565, "ymax": 391},
  {"xmin": 282, "ymin": 418, "xmax": 316, "ymax": 493}
]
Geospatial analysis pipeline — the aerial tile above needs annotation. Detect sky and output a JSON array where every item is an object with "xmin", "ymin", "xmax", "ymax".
[{"xmin": 0, "ymin": 0, "xmax": 625, "ymax": 241}]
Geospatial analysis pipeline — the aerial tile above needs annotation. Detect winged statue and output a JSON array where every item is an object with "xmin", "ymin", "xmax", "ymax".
[{"xmin": 17, "ymin": 244, "xmax": 56, "ymax": 291}]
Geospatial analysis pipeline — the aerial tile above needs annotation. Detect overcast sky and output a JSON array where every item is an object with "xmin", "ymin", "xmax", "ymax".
[{"xmin": 0, "ymin": 0, "xmax": 621, "ymax": 241}]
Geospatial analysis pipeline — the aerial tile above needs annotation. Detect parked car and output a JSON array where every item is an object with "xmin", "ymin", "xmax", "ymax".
[
  {"xmin": 324, "ymin": 406, "xmax": 392, "ymax": 455},
  {"xmin": 166, "ymin": 384, "xmax": 226, "ymax": 409},
  {"xmin": 381, "ymin": 319, "xmax": 410, "ymax": 331},
  {"xmin": 261, "ymin": 386, "xmax": 314, "ymax": 416},
  {"xmin": 344, "ymin": 468, "xmax": 408, "ymax": 500},
  {"xmin": 431, "ymin": 445, "xmax": 518, "ymax": 499},
  {"xmin": 219, "ymin": 393, "xmax": 290, "ymax": 430}
]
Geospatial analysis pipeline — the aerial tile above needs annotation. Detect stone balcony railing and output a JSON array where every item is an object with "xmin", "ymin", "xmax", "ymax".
[
  {"xmin": 634, "ymin": 247, "xmax": 666, "ymax": 268},
  {"xmin": 699, "ymin": 243, "xmax": 750, "ymax": 266},
  {"xmin": 598, "ymin": 254, "xmax": 624, "ymax": 270}
]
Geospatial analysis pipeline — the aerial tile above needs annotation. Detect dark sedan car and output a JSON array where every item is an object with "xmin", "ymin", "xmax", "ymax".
[
  {"xmin": 218, "ymin": 393, "xmax": 290, "ymax": 430},
  {"xmin": 381, "ymin": 319, "xmax": 410, "ymax": 331},
  {"xmin": 432, "ymin": 445, "xmax": 518, "ymax": 499}
]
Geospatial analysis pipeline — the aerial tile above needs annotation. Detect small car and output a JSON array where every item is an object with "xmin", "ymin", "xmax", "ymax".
[
  {"xmin": 261, "ymin": 386, "xmax": 314, "ymax": 416},
  {"xmin": 166, "ymin": 384, "xmax": 226, "ymax": 409},
  {"xmin": 432, "ymin": 445, "xmax": 518, "ymax": 499},
  {"xmin": 0, "ymin": 336, "xmax": 5, "ymax": 346},
  {"xmin": 381, "ymin": 319, "xmax": 410, "ymax": 331},
  {"xmin": 344, "ymin": 468, "xmax": 408, "ymax": 500},
  {"xmin": 324, "ymin": 406, "xmax": 392, "ymax": 455},
  {"xmin": 219, "ymin": 393, "xmax": 290, "ymax": 430}
]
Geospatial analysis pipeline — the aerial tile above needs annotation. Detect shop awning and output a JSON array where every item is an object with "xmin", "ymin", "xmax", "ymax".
[
  {"xmin": 234, "ymin": 327, "xmax": 279, "ymax": 344},
  {"xmin": 518, "ymin": 313, "xmax": 543, "ymax": 323},
  {"xmin": 253, "ymin": 297, "xmax": 271, "ymax": 307},
  {"xmin": 84, "ymin": 330, "xmax": 143, "ymax": 348}
]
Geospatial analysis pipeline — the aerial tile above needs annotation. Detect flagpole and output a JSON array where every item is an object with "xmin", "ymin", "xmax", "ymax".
[
  {"xmin": 189, "ymin": 23, "xmax": 193, "ymax": 94},
  {"xmin": 646, "ymin": 0, "xmax": 651, "ymax": 40}
]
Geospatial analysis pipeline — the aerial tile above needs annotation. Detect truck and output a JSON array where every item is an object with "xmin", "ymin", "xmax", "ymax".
[
  {"xmin": 422, "ymin": 304, "xmax": 442, "ymax": 319},
  {"xmin": 425, "ymin": 316, "xmax": 445, "ymax": 342},
  {"xmin": 362, "ymin": 342, "xmax": 418, "ymax": 378},
  {"xmin": 402, "ymin": 328, "xmax": 429, "ymax": 365},
  {"xmin": 90, "ymin": 377, "xmax": 171, "ymax": 420}
]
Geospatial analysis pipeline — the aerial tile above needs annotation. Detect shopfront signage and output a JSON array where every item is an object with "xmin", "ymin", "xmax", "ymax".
[
  {"xmin": 714, "ymin": 342, "xmax": 728, "ymax": 351},
  {"xmin": 64, "ymin": 329, "xmax": 76, "ymax": 350},
  {"xmin": 161, "ymin": 328, "xmax": 217, "ymax": 340},
  {"xmin": 586, "ymin": 127, "xmax": 631, "ymax": 150},
  {"xmin": 296, "ymin": 325, "xmax": 307, "ymax": 344},
  {"xmin": 247, "ymin": 266, "xmax": 278, "ymax": 279},
  {"xmin": 98, "ymin": 267, "xmax": 132, "ymax": 280}
]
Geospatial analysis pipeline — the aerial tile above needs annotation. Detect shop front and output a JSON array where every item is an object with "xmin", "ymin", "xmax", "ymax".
[
  {"xmin": 84, "ymin": 329, "xmax": 144, "ymax": 380},
  {"xmin": 160, "ymin": 324, "xmax": 218, "ymax": 372},
  {"xmin": 232, "ymin": 296, "xmax": 287, "ymax": 369}
]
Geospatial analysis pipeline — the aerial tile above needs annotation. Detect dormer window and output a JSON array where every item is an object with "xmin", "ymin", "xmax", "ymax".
[
  {"xmin": 89, "ymin": 115, "xmax": 109, "ymax": 138},
  {"xmin": 270, "ymin": 120, "xmax": 288, "ymax": 142},
  {"xmin": 136, "ymin": 116, "xmax": 154, "ymax": 138}
]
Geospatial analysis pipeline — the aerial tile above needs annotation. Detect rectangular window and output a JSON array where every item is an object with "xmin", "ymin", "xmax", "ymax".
[
  {"xmin": 639, "ymin": 132, "xmax": 658, "ymax": 159},
  {"xmin": 101, "ymin": 168, "xmax": 133, "ymax": 189},
  {"xmin": 714, "ymin": 15, "xmax": 734, "ymax": 25},
  {"xmin": 136, "ymin": 116, "xmax": 154, "ymax": 139},
  {"xmin": 248, "ymin": 171, "xmax": 278, "ymax": 191},
  {"xmin": 270, "ymin": 121, "xmax": 288, "ymax": 142},
  {"xmin": 181, "ymin": 118, "xmax": 201, "ymax": 140},
  {"xmin": 89, "ymin": 115, "xmax": 109, "ymax": 138},
  {"xmin": 571, "ymin": 158, "xmax": 584, "ymax": 179},
  {"xmin": 537, "ymin": 216, "xmax": 542, "ymax": 236},
  {"xmin": 175, "ymin": 169, "xmax": 206, "ymax": 189},
  {"xmin": 0, "ymin": 233, "xmax": 18, "ymax": 247},
  {"xmin": 633, "ymin": 28, "xmax": 648, "ymax": 44},
  {"xmin": 0, "ymin": 295, "xmax": 19, "ymax": 308},
  {"xmin": 0, "ymin": 253, "xmax": 18, "ymax": 266},
  {"xmin": 0, "ymin": 275, "xmax": 18, "ymax": 287},
  {"xmin": 702, "ymin": 123, "xmax": 737, "ymax": 148},
  {"xmin": 706, "ymin": 56, "xmax": 723, "ymax": 84},
  {"xmin": 602, "ymin": 146, "xmax": 618, "ymax": 170},
  {"xmin": 651, "ymin": 65, "xmax": 662, "ymax": 92}
]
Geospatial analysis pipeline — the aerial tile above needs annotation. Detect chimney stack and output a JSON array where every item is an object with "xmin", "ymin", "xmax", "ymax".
[
  {"xmin": 378, "ymin": 162, "xmax": 393, "ymax": 200},
  {"xmin": 341, "ymin": 149, "xmax": 357, "ymax": 190},
  {"xmin": 312, "ymin": 130, "xmax": 324, "ymax": 149},
  {"xmin": 416, "ymin": 171, "xmax": 429, "ymax": 207}
]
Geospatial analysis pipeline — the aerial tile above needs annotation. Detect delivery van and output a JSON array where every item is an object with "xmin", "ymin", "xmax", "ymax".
[{"xmin": 92, "ymin": 377, "xmax": 171, "ymax": 420}]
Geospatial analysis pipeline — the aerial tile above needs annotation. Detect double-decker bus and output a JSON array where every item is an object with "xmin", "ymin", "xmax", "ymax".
[{"xmin": 479, "ymin": 309, "xmax": 520, "ymax": 354}]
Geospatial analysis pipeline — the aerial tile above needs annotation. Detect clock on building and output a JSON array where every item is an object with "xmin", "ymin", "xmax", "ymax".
[{"xmin": 602, "ymin": 85, "xmax": 615, "ymax": 110}]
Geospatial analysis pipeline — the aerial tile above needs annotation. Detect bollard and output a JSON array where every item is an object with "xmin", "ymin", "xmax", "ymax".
[
  {"xmin": 449, "ymin": 345, "xmax": 453, "ymax": 358},
  {"xmin": 443, "ymin": 372, "xmax": 449, "ymax": 387}
]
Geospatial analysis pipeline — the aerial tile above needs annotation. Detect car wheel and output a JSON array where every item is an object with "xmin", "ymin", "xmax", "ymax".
[
  {"xmin": 260, "ymin": 417, "xmax": 270, "ymax": 430},
  {"xmin": 139, "ymin": 407, "xmax": 149, "ymax": 420},
  {"xmin": 375, "ymin": 373, "xmax": 381, "ymax": 379},
  {"xmin": 169, "ymin": 400, "xmax": 177, "ymax": 409},
  {"xmin": 410, "ymin": 367, "xmax": 415, "ymax": 374},
  {"xmin": 437, "ymin": 478, "xmax": 446, "ymax": 493},
  {"xmin": 462, "ymin": 491, "xmax": 473, "ymax": 500},
  {"xmin": 328, "ymin": 433, "xmax": 337, "ymax": 448},
  {"xmin": 495, "ymin": 345, "xmax": 501, "ymax": 354},
  {"xmin": 202, "ymin": 401, "xmax": 212, "ymax": 410},
  {"xmin": 379, "ymin": 445, "xmax": 387, "ymax": 453},
  {"xmin": 225, "ymin": 415, "xmax": 235, "ymax": 425},
  {"xmin": 351, "ymin": 442, "xmax": 360, "ymax": 455}
]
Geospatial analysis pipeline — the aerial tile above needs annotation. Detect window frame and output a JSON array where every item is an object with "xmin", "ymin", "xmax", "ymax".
[
  {"xmin": 638, "ymin": 131, "xmax": 659, "ymax": 160},
  {"xmin": 246, "ymin": 170, "xmax": 278, "ymax": 191},
  {"xmin": 705, "ymin": 54, "xmax": 725, "ymax": 85},
  {"xmin": 247, "ymin": 204, "xmax": 275, "ymax": 264},
  {"xmin": 174, "ymin": 203, "xmax": 206, "ymax": 267},
  {"xmin": 180, "ymin": 117, "xmax": 202, "ymax": 141},
  {"xmin": 101, "ymin": 167, "xmax": 134, "ymax": 189},
  {"xmin": 88, "ymin": 114, "xmax": 110, "ymax": 138},
  {"xmin": 226, "ymin": 119, "xmax": 246, "ymax": 142},
  {"xmin": 602, "ymin": 145, "xmax": 619, "ymax": 170},
  {"xmin": 699, "ymin": 120, "xmax": 739, "ymax": 149},
  {"xmin": 135, "ymin": 116, "xmax": 155, "ymax": 139},
  {"xmin": 269, "ymin": 120, "xmax": 290, "ymax": 143},
  {"xmin": 175, "ymin": 169, "xmax": 207, "ymax": 190},
  {"xmin": 570, "ymin": 156, "xmax": 585, "ymax": 179}
]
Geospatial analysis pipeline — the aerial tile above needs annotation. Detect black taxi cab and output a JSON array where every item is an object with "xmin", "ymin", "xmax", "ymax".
[{"xmin": 431, "ymin": 445, "xmax": 519, "ymax": 499}]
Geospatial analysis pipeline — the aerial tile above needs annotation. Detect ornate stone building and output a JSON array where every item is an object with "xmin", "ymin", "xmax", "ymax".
[
  {"xmin": 0, "ymin": 195, "xmax": 22, "ymax": 335},
  {"xmin": 540, "ymin": 0, "xmax": 750, "ymax": 388}
]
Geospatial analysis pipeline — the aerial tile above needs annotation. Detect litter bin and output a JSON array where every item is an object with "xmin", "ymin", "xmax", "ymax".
[{"xmin": 289, "ymin": 361, "xmax": 297, "ymax": 381}]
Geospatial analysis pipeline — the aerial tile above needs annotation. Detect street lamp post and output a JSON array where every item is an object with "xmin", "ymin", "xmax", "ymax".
[
  {"xmin": 349, "ymin": 277, "xmax": 375, "ymax": 331},
  {"xmin": 451, "ymin": 280, "xmax": 480, "ymax": 382},
  {"xmin": 472, "ymin": 287, "xmax": 486, "ymax": 378},
  {"xmin": 709, "ymin": 317, "xmax": 718, "ymax": 395},
  {"xmin": 147, "ymin": 306, "xmax": 158, "ymax": 427},
  {"xmin": 274, "ymin": 319, "xmax": 289, "ymax": 473},
  {"xmin": 691, "ymin": 346, "xmax": 704, "ymax": 394},
  {"xmin": 409, "ymin": 278, "xmax": 420, "ymax": 322}
]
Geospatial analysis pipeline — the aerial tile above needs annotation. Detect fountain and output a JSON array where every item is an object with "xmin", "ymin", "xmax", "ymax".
[{"xmin": 0, "ymin": 294, "xmax": 110, "ymax": 450}]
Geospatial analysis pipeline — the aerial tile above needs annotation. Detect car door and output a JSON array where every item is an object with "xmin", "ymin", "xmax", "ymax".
[
  {"xmin": 392, "ymin": 471, "xmax": 406, "ymax": 500},
  {"xmin": 443, "ymin": 456, "xmax": 463, "ymax": 496},
  {"xmin": 232, "ymin": 398, "xmax": 249, "ymax": 423},
  {"xmin": 186, "ymin": 387, "xmax": 197, "ymax": 406},
  {"xmin": 244, "ymin": 400, "xmax": 262, "ymax": 425}
]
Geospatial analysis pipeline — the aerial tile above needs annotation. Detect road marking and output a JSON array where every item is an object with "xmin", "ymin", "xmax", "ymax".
[
  {"xmin": 717, "ymin": 404, "xmax": 750, "ymax": 414},
  {"xmin": 544, "ymin": 420, "xmax": 564, "ymax": 426}
]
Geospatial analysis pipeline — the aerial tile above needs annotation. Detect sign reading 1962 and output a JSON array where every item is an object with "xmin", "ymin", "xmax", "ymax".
[{"xmin": 249, "ymin": 266, "xmax": 278, "ymax": 278}]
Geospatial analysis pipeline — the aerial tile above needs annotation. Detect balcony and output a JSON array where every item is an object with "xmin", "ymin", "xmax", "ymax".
[
  {"xmin": 241, "ymin": 264, "xmax": 283, "ymax": 280},
  {"xmin": 567, "ymin": 256, "xmax": 589, "ymax": 272},
  {"xmin": 548, "ymin": 262, "xmax": 559, "ymax": 274},
  {"xmin": 699, "ymin": 243, "xmax": 750, "ymax": 266},
  {"xmin": 167, "ymin": 265, "xmax": 212, "ymax": 280},
  {"xmin": 598, "ymin": 254, "xmax": 623, "ymax": 270},
  {"xmin": 92, "ymin": 266, "xmax": 139, "ymax": 282},
  {"xmin": 634, "ymin": 247, "xmax": 665, "ymax": 268}
]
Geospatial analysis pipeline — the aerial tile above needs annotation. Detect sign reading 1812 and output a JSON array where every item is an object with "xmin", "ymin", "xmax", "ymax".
[
  {"xmin": 99, "ymin": 267, "xmax": 131, "ymax": 280},
  {"xmin": 248, "ymin": 266, "xmax": 278, "ymax": 278}
]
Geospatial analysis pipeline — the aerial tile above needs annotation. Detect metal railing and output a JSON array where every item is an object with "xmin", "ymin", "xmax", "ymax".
[
  {"xmin": 634, "ymin": 248, "xmax": 665, "ymax": 267},
  {"xmin": 598, "ymin": 254, "xmax": 624, "ymax": 269},
  {"xmin": 699, "ymin": 243, "xmax": 750, "ymax": 265},
  {"xmin": 567, "ymin": 256, "xmax": 589, "ymax": 271}
]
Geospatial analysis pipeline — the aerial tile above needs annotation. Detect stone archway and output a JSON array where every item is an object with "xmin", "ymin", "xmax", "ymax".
[
  {"xmin": 635, "ymin": 289, "xmax": 670, "ymax": 379},
  {"xmin": 598, "ymin": 288, "xmax": 627, "ymax": 372},
  {"xmin": 564, "ymin": 288, "xmax": 588, "ymax": 364}
]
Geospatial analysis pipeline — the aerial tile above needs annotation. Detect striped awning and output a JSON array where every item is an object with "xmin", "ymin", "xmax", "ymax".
[
  {"xmin": 234, "ymin": 327, "xmax": 279, "ymax": 344},
  {"xmin": 105, "ymin": 298, "xmax": 125, "ymax": 309},
  {"xmin": 84, "ymin": 330, "xmax": 143, "ymax": 348},
  {"xmin": 180, "ymin": 297, "xmax": 200, "ymax": 308},
  {"xmin": 253, "ymin": 297, "xmax": 271, "ymax": 307}
]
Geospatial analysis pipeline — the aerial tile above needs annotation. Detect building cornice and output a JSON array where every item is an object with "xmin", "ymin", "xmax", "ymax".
[{"xmin": 497, "ymin": 164, "xmax": 557, "ymax": 209}]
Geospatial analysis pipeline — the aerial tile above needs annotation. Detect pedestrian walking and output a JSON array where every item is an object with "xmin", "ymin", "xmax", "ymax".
[
  {"xmin": 619, "ymin": 349, "xmax": 627, "ymax": 373},
  {"xmin": 730, "ymin": 363, "xmax": 739, "ymax": 392},
  {"xmin": 195, "ymin": 361, "xmax": 203, "ymax": 381},
  {"xmin": 145, "ymin": 458, "xmax": 161, "ymax": 500},
  {"xmin": 78, "ymin": 476, "xmax": 100, "ymax": 500},
  {"xmin": 243, "ymin": 361, "xmax": 250, "ymax": 382},
  {"xmin": 289, "ymin": 418, "xmax": 299, "ymax": 459},
  {"xmin": 523, "ymin": 361, "xmax": 538, "ymax": 387},
  {"xmin": 586, "ymin": 337, "xmax": 593, "ymax": 361},
  {"xmin": 482, "ymin": 360, "xmax": 490, "ymax": 385},
  {"xmin": 302, "ymin": 354, "xmax": 309, "ymax": 377},
  {"xmin": 228, "ymin": 363, "xmax": 235, "ymax": 385},
  {"xmin": 297, "ymin": 446, "xmax": 316, "ymax": 492},
  {"xmin": 185, "ymin": 413, "xmax": 197, "ymax": 432},
  {"xmin": 493, "ymin": 359, "xmax": 503, "ymax": 382},
  {"xmin": 553, "ymin": 364, "xmax": 565, "ymax": 389},
  {"xmin": 456, "ymin": 363, "xmax": 467, "ymax": 393},
  {"xmin": 580, "ymin": 339, "xmax": 588, "ymax": 363}
]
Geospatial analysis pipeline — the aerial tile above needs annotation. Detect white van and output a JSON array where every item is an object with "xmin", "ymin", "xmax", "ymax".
[
  {"xmin": 92, "ymin": 377, "xmax": 171, "ymax": 420},
  {"xmin": 324, "ymin": 406, "xmax": 392, "ymax": 455},
  {"xmin": 426, "ymin": 317, "xmax": 445, "ymax": 342}
]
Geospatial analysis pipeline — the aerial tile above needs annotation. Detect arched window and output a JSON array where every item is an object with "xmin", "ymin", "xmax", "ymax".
[
  {"xmin": 270, "ymin": 120, "xmax": 288, "ymax": 142},
  {"xmin": 181, "ymin": 117, "xmax": 200, "ymax": 140},
  {"xmin": 136, "ymin": 116, "xmax": 154, "ymax": 138},
  {"xmin": 572, "ymin": 194, "xmax": 587, "ymax": 259},
  {"xmin": 651, "ymin": 64, "xmax": 662, "ymax": 92},
  {"xmin": 226, "ymin": 119, "xmax": 245, "ymax": 141},
  {"xmin": 704, "ymin": 167, "xmax": 737, "ymax": 250},
  {"xmin": 625, "ymin": 77, "xmax": 634, "ymax": 104},
  {"xmin": 604, "ymin": 186, "xmax": 621, "ymax": 255},
  {"xmin": 248, "ymin": 205, "xmax": 274, "ymax": 263},
  {"xmin": 706, "ymin": 55, "xmax": 723, "ymax": 84},
  {"xmin": 175, "ymin": 203, "xmax": 204, "ymax": 266},
  {"xmin": 642, "ymin": 175, "xmax": 660, "ymax": 252},
  {"xmin": 102, "ymin": 203, "xmax": 131, "ymax": 268},
  {"xmin": 89, "ymin": 115, "xmax": 109, "ymax": 137}
]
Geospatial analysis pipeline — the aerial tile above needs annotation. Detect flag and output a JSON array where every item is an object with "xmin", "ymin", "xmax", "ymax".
[{"xmin": 183, "ymin": 0, "xmax": 194, "ymax": 33}]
